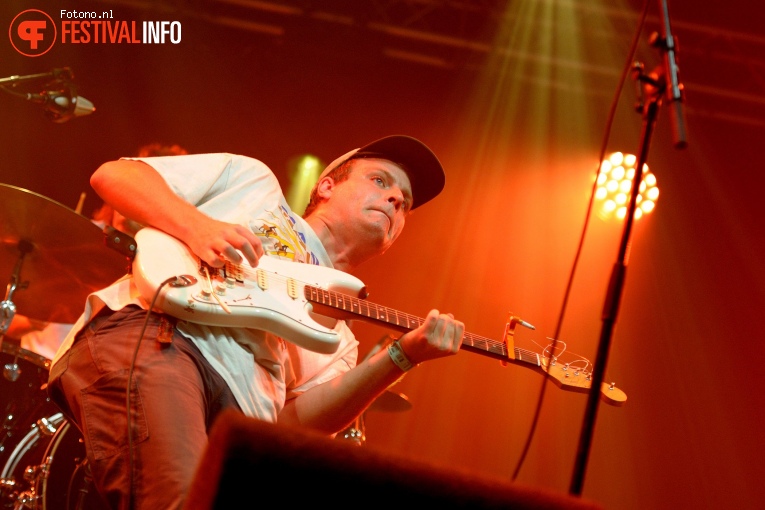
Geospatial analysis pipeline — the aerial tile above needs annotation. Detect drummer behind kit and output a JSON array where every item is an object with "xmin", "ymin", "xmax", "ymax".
[{"xmin": 1, "ymin": 184, "xmax": 127, "ymax": 509}]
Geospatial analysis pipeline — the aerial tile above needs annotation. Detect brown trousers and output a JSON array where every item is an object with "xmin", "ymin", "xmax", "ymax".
[{"xmin": 47, "ymin": 305, "xmax": 240, "ymax": 510}]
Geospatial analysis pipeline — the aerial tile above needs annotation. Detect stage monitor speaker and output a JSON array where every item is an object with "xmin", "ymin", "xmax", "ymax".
[{"xmin": 183, "ymin": 409, "xmax": 603, "ymax": 510}]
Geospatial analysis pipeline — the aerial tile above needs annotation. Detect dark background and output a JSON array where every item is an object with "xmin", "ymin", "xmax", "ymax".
[{"xmin": 2, "ymin": 1, "xmax": 763, "ymax": 509}]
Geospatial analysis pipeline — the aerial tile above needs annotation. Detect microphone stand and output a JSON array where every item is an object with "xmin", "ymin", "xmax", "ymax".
[
  {"xmin": 569, "ymin": 0, "xmax": 687, "ymax": 496},
  {"xmin": 0, "ymin": 70, "xmax": 54, "ymax": 103},
  {"xmin": 0, "ymin": 67, "xmax": 72, "ymax": 87}
]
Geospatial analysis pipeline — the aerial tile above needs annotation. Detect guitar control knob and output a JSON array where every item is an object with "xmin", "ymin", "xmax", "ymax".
[
  {"xmin": 215, "ymin": 283, "xmax": 226, "ymax": 295},
  {"xmin": 225, "ymin": 277, "xmax": 236, "ymax": 288}
]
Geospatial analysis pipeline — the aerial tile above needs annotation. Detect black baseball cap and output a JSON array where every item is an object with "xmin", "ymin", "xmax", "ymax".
[{"xmin": 317, "ymin": 135, "xmax": 445, "ymax": 210}]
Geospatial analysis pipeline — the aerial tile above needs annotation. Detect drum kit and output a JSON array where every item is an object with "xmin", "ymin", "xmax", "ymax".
[{"xmin": 0, "ymin": 184, "xmax": 127, "ymax": 509}]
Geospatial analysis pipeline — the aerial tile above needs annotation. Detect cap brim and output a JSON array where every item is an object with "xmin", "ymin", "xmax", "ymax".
[{"xmin": 319, "ymin": 135, "xmax": 445, "ymax": 210}]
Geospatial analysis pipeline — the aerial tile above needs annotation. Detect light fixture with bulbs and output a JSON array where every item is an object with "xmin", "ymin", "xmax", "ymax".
[{"xmin": 595, "ymin": 152, "xmax": 659, "ymax": 221}]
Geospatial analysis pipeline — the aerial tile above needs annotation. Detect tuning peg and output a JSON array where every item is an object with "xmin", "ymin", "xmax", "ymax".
[{"xmin": 508, "ymin": 315, "xmax": 535, "ymax": 330}]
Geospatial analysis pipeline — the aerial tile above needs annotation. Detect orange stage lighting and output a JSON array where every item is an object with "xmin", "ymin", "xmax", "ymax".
[{"xmin": 595, "ymin": 152, "xmax": 659, "ymax": 221}]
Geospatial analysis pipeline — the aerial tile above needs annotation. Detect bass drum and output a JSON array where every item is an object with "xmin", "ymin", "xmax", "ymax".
[
  {"xmin": 0, "ymin": 413, "xmax": 108, "ymax": 510},
  {"xmin": 35, "ymin": 419, "xmax": 108, "ymax": 510}
]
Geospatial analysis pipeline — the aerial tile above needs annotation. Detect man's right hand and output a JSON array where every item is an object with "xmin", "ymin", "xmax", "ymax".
[{"xmin": 185, "ymin": 217, "xmax": 264, "ymax": 268}]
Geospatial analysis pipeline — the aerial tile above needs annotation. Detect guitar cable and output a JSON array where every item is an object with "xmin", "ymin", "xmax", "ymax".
[
  {"xmin": 126, "ymin": 276, "xmax": 179, "ymax": 508},
  {"xmin": 510, "ymin": 0, "xmax": 651, "ymax": 482}
]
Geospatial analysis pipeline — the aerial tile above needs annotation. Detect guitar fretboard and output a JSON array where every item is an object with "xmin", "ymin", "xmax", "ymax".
[{"xmin": 304, "ymin": 285, "xmax": 542, "ymax": 364}]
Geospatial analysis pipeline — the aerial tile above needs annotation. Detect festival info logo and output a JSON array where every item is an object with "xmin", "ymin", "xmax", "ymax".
[
  {"xmin": 9, "ymin": 9, "xmax": 182, "ymax": 57},
  {"xmin": 10, "ymin": 9, "xmax": 57, "ymax": 57}
]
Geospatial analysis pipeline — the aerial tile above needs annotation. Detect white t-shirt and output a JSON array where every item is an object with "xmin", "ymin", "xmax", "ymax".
[{"xmin": 51, "ymin": 153, "xmax": 359, "ymax": 421}]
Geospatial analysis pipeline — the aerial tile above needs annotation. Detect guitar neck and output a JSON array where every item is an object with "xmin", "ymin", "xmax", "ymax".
[
  {"xmin": 304, "ymin": 285, "xmax": 628, "ymax": 406},
  {"xmin": 305, "ymin": 285, "xmax": 534, "ymax": 365}
]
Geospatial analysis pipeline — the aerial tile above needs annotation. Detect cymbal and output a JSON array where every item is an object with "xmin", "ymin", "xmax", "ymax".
[
  {"xmin": 368, "ymin": 390, "xmax": 412, "ymax": 413},
  {"xmin": 0, "ymin": 184, "xmax": 129, "ymax": 324}
]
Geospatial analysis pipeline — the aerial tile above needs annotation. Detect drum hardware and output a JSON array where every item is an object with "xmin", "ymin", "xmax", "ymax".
[
  {"xmin": 1, "ymin": 408, "xmax": 108, "ymax": 509},
  {"xmin": 8, "ymin": 487, "xmax": 37, "ymax": 510},
  {"xmin": 35, "ymin": 418, "xmax": 58, "ymax": 438},
  {"xmin": 341, "ymin": 421, "xmax": 366, "ymax": 446},
  {"xmin": 12, "ymin": 445, "xmax": 58, "ymax": 510},
  {"xmin": 0, "ymin": 238, "xmax": 30, "ymax": 392},
  {"xmin": 0, "ymin": 476, "xmax": 18, "ymax": 495},
  {"xmin": 339, "ymin": 389, "xmax": 413, "ymax": 447},
  {"xmin": 0, "ymin": 412, "xmax": 64, "ymax": 508},
  {"xmin": 3, "ymin": 360, "xmax": 21, "ymax": 383},
  {"xmin": 0, "ymin": 242, "xmax": 31, "ymax": 343},
  {"xmin": 73, "ymin": 459, "xmax": 96, "ymax": 510}
]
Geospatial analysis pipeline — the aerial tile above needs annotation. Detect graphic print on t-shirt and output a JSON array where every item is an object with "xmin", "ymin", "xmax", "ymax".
[{"xmin": 255, "ymin": 205, "xmax": 319, "ymax": 265}]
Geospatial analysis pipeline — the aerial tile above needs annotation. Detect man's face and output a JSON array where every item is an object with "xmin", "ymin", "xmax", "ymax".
[{"xmin": 327, "ymin": 157, "xmax": 413, "ymax": 253}]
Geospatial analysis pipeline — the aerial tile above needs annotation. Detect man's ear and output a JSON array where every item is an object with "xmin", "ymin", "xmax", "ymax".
[{"xmin": 315, "ymin": 176, "xmax": 334, "ymax": 201}]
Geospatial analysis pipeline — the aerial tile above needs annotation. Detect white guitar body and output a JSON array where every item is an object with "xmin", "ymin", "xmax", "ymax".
[{"xmin": 132, "ymin": 227, "xmax": 367, "ymax": 354}]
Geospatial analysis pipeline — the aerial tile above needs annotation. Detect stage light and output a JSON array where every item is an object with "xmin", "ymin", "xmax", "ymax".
[
  {"xmin": 286, "ymin": 154, "xmax": 322, "ymax": 215},
  {"xmin": 596, "ymin": 152, "xmax": 659, "ymax": 221}
]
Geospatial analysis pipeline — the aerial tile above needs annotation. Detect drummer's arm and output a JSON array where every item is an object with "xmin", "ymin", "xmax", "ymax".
[
  {"xmin": 90, "ymin": 160, "xmax": 263, "ymax": 268},
  {"xmin": 4, "ymin": 314, "xmax": 48, "ymax": 339}
]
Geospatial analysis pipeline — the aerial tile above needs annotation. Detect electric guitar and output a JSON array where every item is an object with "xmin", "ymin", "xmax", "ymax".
[{"xmin": 132, "ymin": 227, "xmax": 627, "ymax": 406}]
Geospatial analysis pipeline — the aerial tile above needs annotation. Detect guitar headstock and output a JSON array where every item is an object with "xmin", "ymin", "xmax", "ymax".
[{"xmin": 540, "ymin": 357, "xmax": 627, "ymax": 406}]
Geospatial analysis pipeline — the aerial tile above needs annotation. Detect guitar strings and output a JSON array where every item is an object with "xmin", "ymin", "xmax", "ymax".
[
  {"xmin": 204, "ymin": 258, "xmax": 603, "ymax": 379},
  {"xmin": 212, "ymin": 259, "xmax": 550, "ymax": 362},
  {"xmin": 529, "ymin": 337, "xmax": 594, "ymax": 374}
]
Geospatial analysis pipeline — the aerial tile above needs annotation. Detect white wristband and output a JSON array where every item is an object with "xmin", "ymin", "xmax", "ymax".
[{"xmin": 388, "ymin": 340, "xmax": 415, "ymax": 372}]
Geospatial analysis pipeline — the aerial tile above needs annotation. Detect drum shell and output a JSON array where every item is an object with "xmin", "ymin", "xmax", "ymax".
[
  {"xmin": 1, "ymin": 343, "xmax": 59, "ymax": 470},
  {"xmin": 36, "ymin": 419, "xmax": 107, "ymax": 510}
]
